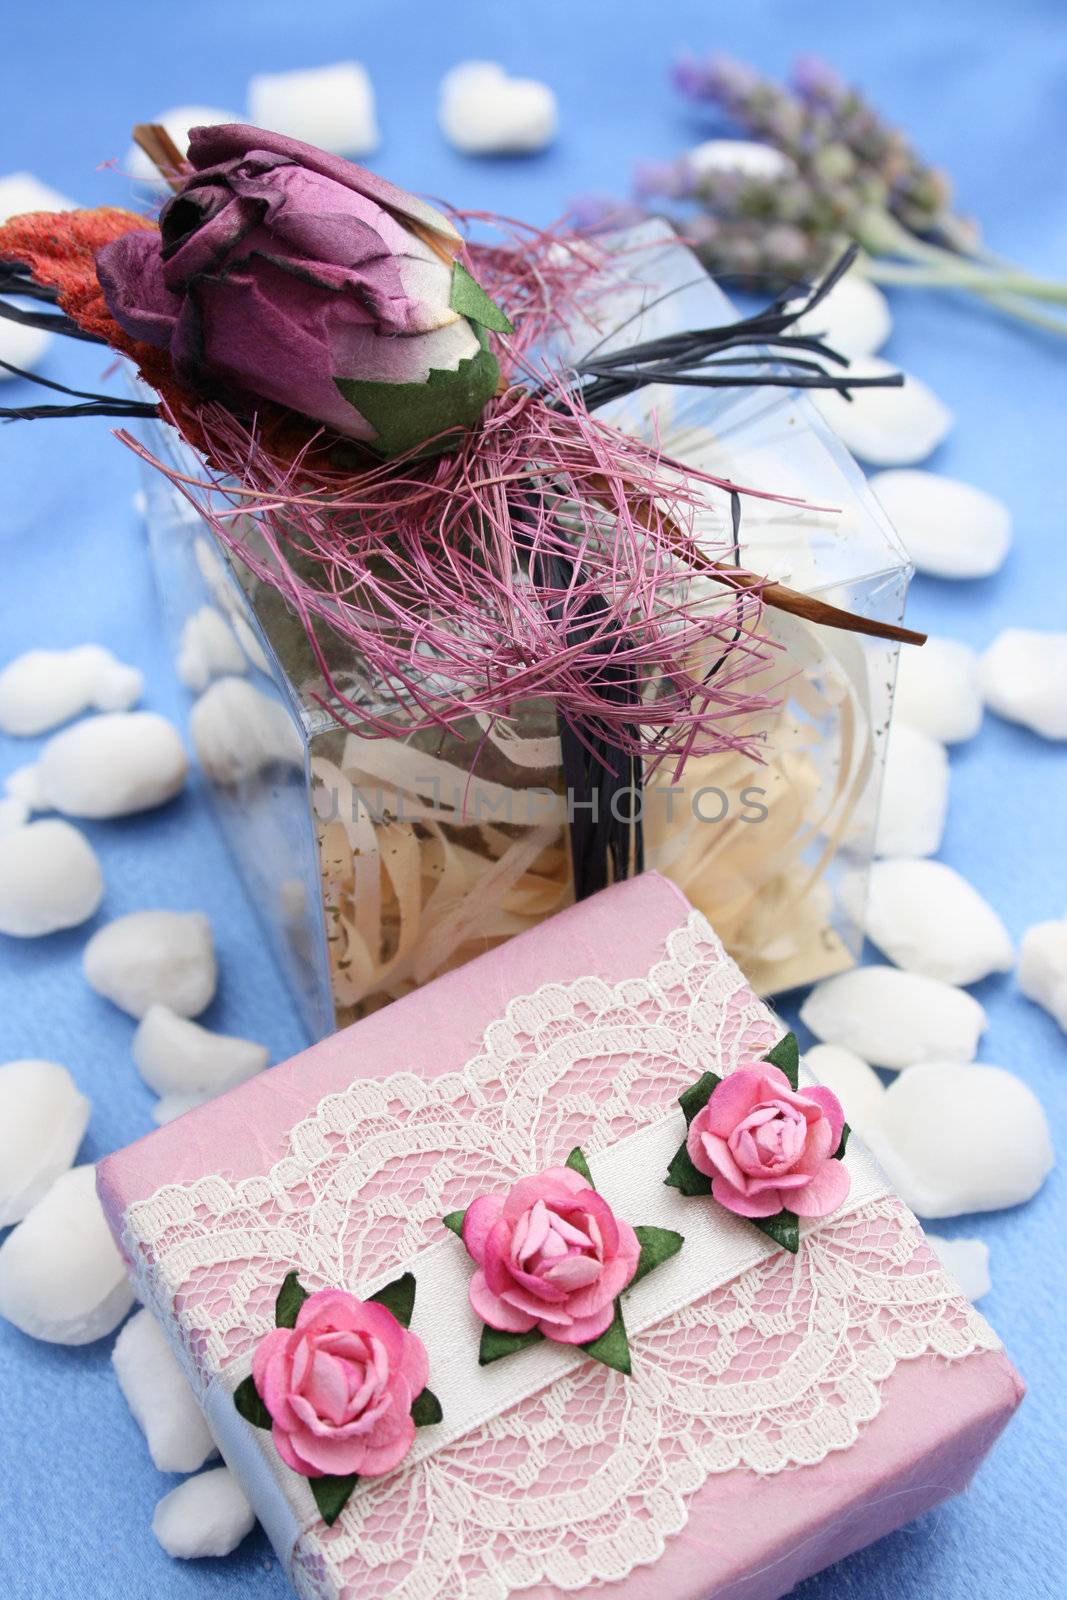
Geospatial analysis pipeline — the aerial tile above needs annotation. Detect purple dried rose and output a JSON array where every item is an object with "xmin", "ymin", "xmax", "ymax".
[{"xmin": 96, "ymin": 124, "xmax": 511, "ymax": 456}]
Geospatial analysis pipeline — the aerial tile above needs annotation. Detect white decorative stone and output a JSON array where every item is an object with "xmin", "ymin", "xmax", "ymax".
[
  {"xmin": 894, "ymin": 637, "xmax": 982, "ymax": 744},
  {"xmin": 811, "ymin": 358, "xmax": 952, "ymax": 466},
  {"xmin": 248, "ymin": 62, "xmax": 379, "ymax": 155},
  {"xmin": 0, "ymin": 645, "xmax": 142, "ymax": 735},
  {"xmin": 0, "ymin": 171, "xmax": 75, "ymax": 222},
  {"xmin": 0, "ymin": 819, "xmax": 104, "ymax": 936},
  {"xmin": 874, "ymin": 722, "xmax": 949, "ymax": 858},
  {"xmin": 854, "ymin": 859, "xmax": 1013, "ymax": 986},
  {"xmin": 1017, "ymin": 915, "xmax": 1067, "ymax": 1032},
  {"xmin": 870, "ymin": 469, "xmax": 1012, "ymax": 579},
  {"xmin": 126, "ymin": 107, "xmax": 239, "ymax": 187},
  {"xmin": 788, "ymin": 271, "xmax": 891, "ymax": 359},
  {"xmin": 10, "ymin": 711, "xmax": 187, "ymax": 818},
  {"xmin": 83, "ymin": 911, "xmax": 217, "ymax": 1020},
  {"xmin": 0, "ymin": 1059, "xmax": 90, "ymax": 1225},
  {"xmin": 803, "ymin": 1043, "xmax": 885, "ymax": 1132},
  {"xmin": 865, "ymin": 1063, "xmax": 1053, "ymax": 1216},
  {"xmin": 799, "ymin": 965, "xmax": 986, "ymax": 1070},
  {"xmin": 0, "ymin": 317, "xmax": 51, "ymax": 381},
  {"xmin": 133, "ymin": 1005, "xmax": 268, "ymax": 1098},
  {"xmin": 0, "ymin": 1165, "xmax": 134, "ymax": 1343},
  {"xmin": 231, "ymin": 613, "xmax": 271, "ymax": 674},
  {"xmin": 925, "ymin": 1235, "xmax": 991, "ymax": 1302},
  {"xmin": 113, "ymin": 1309, "xmax": 218, "ymax": 1473},
  {"xmin": 0, "ymin": 797, "xmax": 28, "ymax": 835},
  {"xmin": 687, "ymin": 139, "xmax": 795, "ymax": 182},
  {"xmin": 190, "ymin": 676, "xmax": 303, "ymax": 785},
  {"xmin": 176, "ymin": 606, "xmax": 247, "ymax": 692},
  {"xmin": 151, "ymin": 1093, "xmax": 207, "ymax": 1126},
  {"xmin": 152, "ymin": 1468, "xmax": 256, "ymax": 1559},
  {"xmin": 980, "ymin": 629, "xmax": 1067, "ymax": 740},
  {"xmin": 439, "ymin": 61, "xmax": 557, "ymax": 154}
]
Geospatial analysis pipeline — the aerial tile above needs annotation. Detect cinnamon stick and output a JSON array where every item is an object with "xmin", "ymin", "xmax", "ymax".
[{"xmin": 131, "ymin": 124, "xmax": 192, "ymax": 193}]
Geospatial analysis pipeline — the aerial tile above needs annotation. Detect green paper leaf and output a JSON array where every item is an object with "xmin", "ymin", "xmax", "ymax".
[
  {"xmin": 631, "ymin": 1225, "xmax": 685, "ymax": 1286},
  {"xmin": 835, "ymin": 1123, "xmax": 851, "ymax": 1160},
  {"xmin": 275, "ymin": 1271, "xmax": 309, "ymax": 1329},
  {"xmin": 368, "ymin": 1271, "xmax": 416, "ymax": 1329},
  {"xmin": 233, "ymin": 1375, "xmax": 272, "ymax": 1430},
  {"xmin": 335, "ymin": 330, "xmax": 500, "ymax": 459},
  {"xmin": 442, "ymin": 1209, "xmax": 467, "ymax": 1238},
  {"xmin": 754, "ymin": 1209, "xmax": 800, "ymax": 1254},
  {"xmin": 479, "ymin": 1323, "xmax": 545, "ymax": 1365},
  {"xmin": 410, "ymin": 1386, "xmax": 443, "ymax": 1427},
  {"xmin": 450, "ymin": 260, "xmax": 514, "ymax": 334},
  {"xmin": 580, "ymin": 1300, "xmax": 632, "ymax": 1375},
  {"xmin": 565, "ymin": 1146, "xmax": 595, "ymax": 1186},
  {"xmin": 678, "ymin": 1071, "xmax": 721, "ymax": 1127},
  {"xmin": 664, "ymin": 1139, "xmax": 712, "ymax": 1197},
  {"xmin": 310, "ymin": 1473, "xmax": 359, "ymax": 1527},
  {"xmin": 762, "ymin": 1032, "xmax": 800, "ymax": 1091}
]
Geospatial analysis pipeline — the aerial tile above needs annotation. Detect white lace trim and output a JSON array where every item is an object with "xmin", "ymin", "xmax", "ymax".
[{"xmin": 121, "ymin": 911, "xmax": 1000, "ymax": 1600}]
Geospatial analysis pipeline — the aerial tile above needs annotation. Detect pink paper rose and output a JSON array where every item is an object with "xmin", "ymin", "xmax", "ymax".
[
  {"xmin": 687, "ymin": 1064, "xmax": 849, "ymax": 1219},
  {"xmin": 462, "ymin": 1166, "xmax": 641, "ymax": 1345},
  {"xmin": 252, "ymin": 1288, "xmax": 429, "ymax": 1478}
]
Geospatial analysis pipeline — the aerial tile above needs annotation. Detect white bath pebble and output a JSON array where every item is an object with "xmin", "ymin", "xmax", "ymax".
[
  {"xmin": 870, "ymin": 469, "xmax": 1011, "ymax": 578},
  {"xmin": 248, "ymin": 62, "xmax": 379, "ymax": 155},
  {"xmin": 113, "ymin": 1308, "xmax": 218, "ymax": 1473},
  {"xmin": 789, "ymin": 272, "xmax": 892, "ymax": 359},
  {"xmin": 126, "ymin": 107, "xmax": 239, "ymax": 187},
  {"xmin": 190, "ymin": 676, "xmax": 303, "ymax": 785},
  {"xmin": 0, "ymin": 171, "xmax": 75, "ymax": 222},
  {"xmin": 176, "ymin": 606, "xmax": 247, "ymax": 692},
  {"xmin": 0, "ymin": 819, "xmax": 104, "ymax": 936},
  {"xmin": 866, "ymin": 1062, "xmax": 1053, "ymax": 1216},
  {"xmin": 0, "ymin": 316, "xmax": 51, "ymax": 381},
  {"xmin": 0, "ymin": 1060, "xmax": 90, "ymax": 1225},
  {"xmin": 857, "ymin": 859, "xmax": 1013, "ymax": 986},
  {"xmin": 0, "ymin": 1165, "xmax": 134, "ymax": 1343},
  {"xmin": 687, "ymin": 138, "xmax": 795, "ymax": 182},
  {"xmin": 11, "ymin": 711, "xmax": 187, "ymax": 819},
  {"xmin": 151, "ymin": 1092, "xmax": 209, "ymax": 1126},
  {"xmin": 83, "ymin": 911, "xmax": 217, "ymax": 1020},
  {"xmin": 0, "ymin": 797, "xmax": 28, "ymax": 835},
  {"xmin": 231, "ymin": 613, "xmax": 271, "ymax": 674},
  {"xmin": 800, "ymin": 965, "xmax": 986, "ymax": 1070},
  {"xmin": 804, "ymin": 1043, "xmax": 885, "ymax": 1132},
  {"xmin": 925, "ymin": 1234, "xmax": 991, "ymax": 1302},
  {"xmin": 133, "ymin": 1005, "xmax": 267, "ymax": 1098},
  {"xmin": 894, "ymin": 637, "xmax": 982, "ymax": 744},
  {"xmin": 0, "ymin": 645, "xmax": 142, "ymax": 735},
  {"xmin": 152, "ymin": 1468, "xmax": 256, "ymax": 1559},
  {"xmin": 812, "ymin": 358, "xmax": 952, "ymax": 466},
  {"xmin": 980, "ymin": 628, "xmax": 1067, "ymax": 740},
  {"xmin": 874, "ymin": 722, "xmax": 949, "ymax": 857},
  {"xmin": 439, "ymin": 61, "xmax": 557, "ymax": 154},
  {"xmin": 1018, "ymin": 916, "xmax": 1067, "ymax": 1032}
]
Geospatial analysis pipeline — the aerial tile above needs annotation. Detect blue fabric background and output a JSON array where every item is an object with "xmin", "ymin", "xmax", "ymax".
[{"xmin": 1, "ymin": 2, "xmax": 1064, "ymax": 1596}]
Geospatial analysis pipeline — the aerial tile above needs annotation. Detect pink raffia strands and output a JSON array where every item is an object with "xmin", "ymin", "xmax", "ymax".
[{"xmin": 116, "ymin": 218, "xmax": 808, "ymax": 775}]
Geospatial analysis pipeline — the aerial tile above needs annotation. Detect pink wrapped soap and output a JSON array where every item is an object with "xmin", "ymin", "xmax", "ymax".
[{"xmin": 98, "ymin": 874, "xmax": 1022, "ymax": 1600}]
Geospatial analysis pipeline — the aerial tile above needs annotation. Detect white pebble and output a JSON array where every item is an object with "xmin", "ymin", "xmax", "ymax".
[
  {"xmin": 9, "ymin": 711, "xmax": 187, "ymax": 819},
  {"xmin": 925, "ymin": 1235, "xmax": 991, "ymax": 1302},
  {"xmin": 0, "ymin": 171, "xmax": 75, "ymax": 222},
  {"xmin": 176, "ymin": 606, "xmax": 247, "ymax": 692},
  {"xmin": 439, "ymin": 61, "xmax": 557, "ymax": 154},
  {"xmin": 895, "ymin": 637, "xmax": 982, "ymax": 744},
  {"xmin": 83, "ymin": 911, "xmax": 217, "ymax": 1020},
  {"xmin": 248, "ymin": 62, "xmax": 379, "ymax": 155},
  {"xmin": 870, "ymin": 469, "xmax": 1011, "ymax": 578},
  {"xmin": 126, "ymin": 107, "xmax": 239, "ymax": 187},
  {"xmin": 0, "ymin": 1165, "xmax": 134, "ymax": 1343},
  {"xmin": 0, "ymin": 645, "xmax": 142, "ymax": 735},
  {"xmin": 0, "ymin": 819, "xmax": 104, "ymax": 936},
  {"xmin": 113, "ymin": 1309, "xmax": 217, "ymax": 1473},
  {"xmin": 875, "ymin": 722, "xmax": 949, "ymax": 857},
  {"xmin": 856, "ymin": 859, "xmax": 1013, "ymax": 986},
  {"xmin": 133, "ymin": 1005, "xmax": 267, "ymax": 1098},
  {"xmin": 866, "ymin": 1063, "xmax": 1053, "ymax": 1216},
  {"xmin": 0, "ymin": 317, "xmax": 51, "ymax": 381},
  {"xmin": 812, "ymin": 358, "xmax": 952, "ymax": 466},
  {"xmin": 231, "ymin": 613, "xmax": 271, "ymax": 674},
  {"xmin": 151, "ymin": 1093, "xmax": 208, "ymax": 1126},
  {"xmin": 190, "ymin": 676, "xmax": 303, "ymax": 785},
  {"xmin": 152, "ymin": 1468, "xmax": 255, "ymax": 1559},
  {"xmin": 804, "ymin": 1043, "xmax": 885, "ymax": 1132},
  {"xmin": 800, "ymin": 965, "xmax": 986, "ymax": 1070},
  {"xmin": 0, "ymin": 797, "xmax": 28, "ymax": 835},
  {"xmin": 687, "ymin": 139, "xmax": 795, "ymax": 182},
  {"xmin": 980, "ymin": 628, "xmax": 1067, "ymax": 740},
  {"xmin": 0, "ymin": 1060, "xmax": 90, "ymax": 1225},
  {"xmin": 1018, "ymin": 915, "xmax": 1067, "ymax": 1032},
  {"xmin": 789, "ymin": 272, "xmax": 891, "ymax": 359}
]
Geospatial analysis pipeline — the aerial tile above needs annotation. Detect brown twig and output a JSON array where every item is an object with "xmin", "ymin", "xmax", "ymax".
[{"xmin": 131, "ymin": 124, "xmax": 192, "ymax": 193}]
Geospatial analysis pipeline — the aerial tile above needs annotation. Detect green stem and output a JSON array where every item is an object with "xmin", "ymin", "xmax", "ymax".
[{"xmin": 858, "ymin": 208, "xmax": 1067, "ymax": 305}]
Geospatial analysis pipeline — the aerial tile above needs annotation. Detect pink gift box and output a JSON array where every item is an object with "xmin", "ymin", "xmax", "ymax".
[{"xmin": 98, "ymin": 873, "xmax": 1022, "ymax": 1600}]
